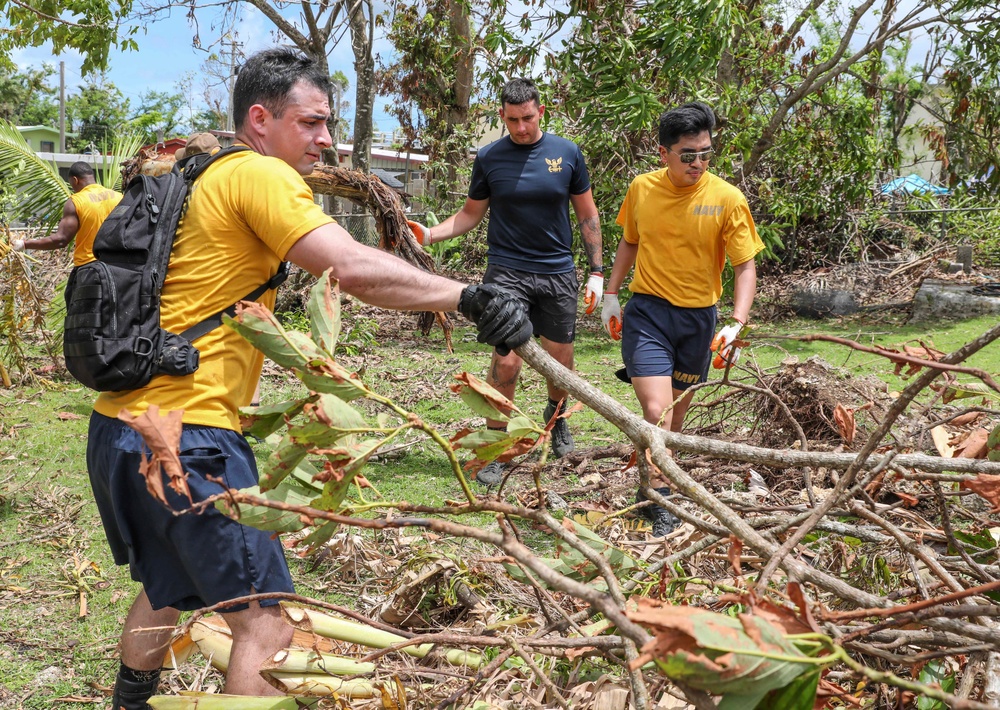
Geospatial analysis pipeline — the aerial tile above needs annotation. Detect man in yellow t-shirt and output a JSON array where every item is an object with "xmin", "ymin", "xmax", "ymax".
[
  {"xmin": 89, "ymin": 49, "xmax": 531, "ymax": 709},
  {"xmin": 603, "ymin": 102, "xmax": 764, "ymax": 536},
  {"xmin": 12, "ymin": 161, "xmax": 122, "ymax": 265}
]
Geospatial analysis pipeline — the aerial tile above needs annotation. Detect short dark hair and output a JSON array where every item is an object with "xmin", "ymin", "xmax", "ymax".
[
  {"xmin": 233, "ymin": 48, "xmax": 331, "ymax": 131},
  {"xmin": 501, "ymin": 78, "xmax": 540, "ymax": 108},
  {"xmin": 68, "ymin": 162, "xmax": 95, "ymax": 179},
  {"xmin": 658, "ymin": 102, "xmax": 716, "ymax": 148}
]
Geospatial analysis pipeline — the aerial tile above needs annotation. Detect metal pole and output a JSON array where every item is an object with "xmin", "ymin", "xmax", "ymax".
[{"xmin": 59, "ymin": 61, "xmax": 66, "ymax": 152}]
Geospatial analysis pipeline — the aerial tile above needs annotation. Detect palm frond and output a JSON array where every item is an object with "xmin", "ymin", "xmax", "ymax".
[
  {"xmin": 0, "ymin": 119, "xmax": 71, "ymax": 235},
  {"xmin": 94, "ymin": 132, "xmax": 144, "ymax": 191}
]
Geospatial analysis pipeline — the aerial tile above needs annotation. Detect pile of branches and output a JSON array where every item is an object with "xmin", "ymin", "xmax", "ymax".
[{"xmin": 120, "ymin": 270, "xmax": 1000, "ymax": 709}]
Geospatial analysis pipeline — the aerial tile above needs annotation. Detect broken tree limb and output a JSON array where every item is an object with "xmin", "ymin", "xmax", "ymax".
[
  {"xmin": 303, "ymin": 165, "xmax": 453, "ymax": 348},
  {"xmin": 512, "ymin": 337, "xmax": 1000, "ymax": 648}
]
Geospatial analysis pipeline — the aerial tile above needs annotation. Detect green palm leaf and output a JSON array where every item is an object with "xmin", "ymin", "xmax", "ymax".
[
  {"xmin": 0, "ymin": 118, "xmax": 71, "ymax": 235},
  {"xmin": 92, "ymin": 132, "xmax": 144, "ymax": 191}
]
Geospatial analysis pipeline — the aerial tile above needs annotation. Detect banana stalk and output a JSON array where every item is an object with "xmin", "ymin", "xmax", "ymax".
[
  {"xmin": 264, "ymin": 672, "xmax": 379, "ymax": 697},
  {"xmin": 149, "ymin": 693, "xmax": 318, "ymax": 708},
  {"xmin": 281, "ymin": 604, "xmax": 483, "ymax": 670},
  {"xmin": 260, "ymin": 648, "xmax": 376, "ymax": 676},
  {"xmin": 189, "ymin": 619, "xmax": 233, "ymax": 672}
]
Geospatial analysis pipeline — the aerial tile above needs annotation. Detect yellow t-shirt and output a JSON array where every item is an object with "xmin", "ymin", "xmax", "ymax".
[
  {"xmin": 94, "ymin": 150, "xmax": 333, "ymax": 431},
  {"xmin": 615, "ymin": 169, "xmax": 763, "ymax": 307},
  {"xmin": 70, "ymin": 184, "xmax": 122, "ymax": 266}
]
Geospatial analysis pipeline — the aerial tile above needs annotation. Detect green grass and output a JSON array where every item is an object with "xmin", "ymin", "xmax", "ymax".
[{"xmin": 0, "ymin": 309, "xmax": 998, "ymax": 706}]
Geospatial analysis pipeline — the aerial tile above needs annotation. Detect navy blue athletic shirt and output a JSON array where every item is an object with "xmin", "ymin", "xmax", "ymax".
[{"xmin": 468, "ymin": 132, "xmax": 592, "ymax": 274}]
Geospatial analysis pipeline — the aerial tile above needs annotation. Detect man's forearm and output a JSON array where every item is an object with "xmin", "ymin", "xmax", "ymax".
[
  {"xmin": 731, "ymin": 259, "xmax": 757, "ymax": 324},
  {"xmin": 288, "ymin": 226, "xmax": 465, "ymax": 312},
  {"xmin": 607, "ymin": 240, "xmax": 638, "ymax": 293},
  {"xmin": 24, "ymin": 232, "xmax": 72, "ymax": 251},
  {"xmin": 579, "ymin": 215, "xmax": 603, "ymax": 271}
]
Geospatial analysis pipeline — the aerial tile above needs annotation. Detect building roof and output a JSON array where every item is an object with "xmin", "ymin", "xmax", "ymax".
[
  {"xmin": 335, "ymin": 143, "xmax": 428, "ymax": 164},
  {"xmin": 370, "ymin": 168, "xmax": 406, "ymax": 190},
  {"xmin": 16, "ymin": 125, "xmax": 78, "ymax": 138}
]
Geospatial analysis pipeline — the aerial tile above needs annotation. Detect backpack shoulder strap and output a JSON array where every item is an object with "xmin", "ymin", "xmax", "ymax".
[
  {"xmin": 178, "ymin": 144, "xmax": 252, "ymax": 181},
  {"xmin": 179, "ymin": 261, "xmax": 290, "ymax": 343}
]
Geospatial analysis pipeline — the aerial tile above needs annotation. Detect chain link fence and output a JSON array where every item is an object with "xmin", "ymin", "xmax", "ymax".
[{"xmin": 330, "ymin": 212, "xmax": 428, "ymax": 248}]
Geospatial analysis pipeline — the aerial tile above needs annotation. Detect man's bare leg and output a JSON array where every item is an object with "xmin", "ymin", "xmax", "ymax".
[
  {"xmin": 631, "ymin": 376, "xmax": 694, "ymax": 488},
  {"xmin": 539, "ymin": 338, "xmax": 574, "ymax": 403},
  {"xmin": 222, "ymin": 601, "xmax": 294, "ymax": 695},
  {"xmin": 485, "ymin": 349, "xmax": 523, "ymax": 429},
  {"xmin": 113, "ymin": 589, "xmax": 180, "ymax": 709}
]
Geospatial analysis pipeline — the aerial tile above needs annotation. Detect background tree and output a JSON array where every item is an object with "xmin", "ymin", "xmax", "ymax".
[
  {"xmin": 378, "ymin": 0, "xmax": 480, "ymax": 208},
  {"xmin": 127, "ymin": 89, "xmax": 187, "ymax": 144},
  {"xmin": 65, "ymin": 74, "xmax": 130, "ymax": 151},
  {"xmin": 460, "ymin": 0, "xmax": 1000, "ymax": 266},
  {"xmin": 330, "ymin": 70, "xmax": 351, "ymax": 144},
  {"xmin": 0, "ymin": 64, "xmax": 58, "ymax": 126},
  {"xmin": 0, "ymin": 0, "xmax": 138, "ymax": 74}
]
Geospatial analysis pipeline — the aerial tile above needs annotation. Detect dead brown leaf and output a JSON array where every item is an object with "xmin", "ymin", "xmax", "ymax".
[
  {"xmin": 930, "ymin": 426, "xmax": 955, "ymax": 458},
  {"xmin": 832, "ymin": 404, "xmax": 856, "ymax": 446},
  {"xmin": 118, "ymin": 405, "xmax": 192, "ymax": 506},
  {"xmin": 728, "ymin": 535, "xmax": 744, "ymax": 577},
  {"xmin": 955, "ymin": 428, "xmax": 990, "ymax": 459},
  {"xmin": 962, "ymin": 473, "xmax": 1000, "ymax": 511},
  {"xmin": 57, "ymin": 411, "xmax": 83, "ymax": 421},
  {"xmin": 950, "ymin": 412, "xmax": 983, "ymax": 427}
]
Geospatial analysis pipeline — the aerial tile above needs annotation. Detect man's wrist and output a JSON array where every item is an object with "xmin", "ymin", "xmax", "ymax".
[{"xmin": 589, "ymin": 265, "xmax": 603, "ymax": 274}]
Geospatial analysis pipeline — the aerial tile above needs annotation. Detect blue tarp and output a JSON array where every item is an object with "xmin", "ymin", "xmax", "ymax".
[{"xmin": 880, "ymin": 174, "xmax": 949, "ymax": 195}]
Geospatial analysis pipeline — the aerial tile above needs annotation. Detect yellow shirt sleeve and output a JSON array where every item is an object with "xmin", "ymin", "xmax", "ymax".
[{"xmin": 724, "ymin": 198, "xmax": 764, "ymax": 267}]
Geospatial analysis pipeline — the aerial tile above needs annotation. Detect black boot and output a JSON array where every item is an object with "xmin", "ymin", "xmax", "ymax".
[
  {"xmin": 544, "ymin": 399, "xmax": 575, "ymax": 458},
  {"xmin": 636, "ymin": 487, "xmax": 681, "ymax": 537},
  {"xmin": 111, "ymin": 666, "xmax": 160, "ymax": 710}
]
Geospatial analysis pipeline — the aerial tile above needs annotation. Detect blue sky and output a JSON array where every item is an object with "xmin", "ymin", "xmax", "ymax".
[{"xmin": 11, "ymin": 3, "xmax": 401, "ymax": 138}]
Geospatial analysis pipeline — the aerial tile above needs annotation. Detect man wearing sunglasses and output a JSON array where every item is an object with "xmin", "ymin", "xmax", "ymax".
[{"xmin": 603, "ymin": 102, "xmax": 764, "ymax": 536}]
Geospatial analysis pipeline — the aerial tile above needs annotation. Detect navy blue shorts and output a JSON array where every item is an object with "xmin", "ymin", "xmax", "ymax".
[
  {"xmin": 484, "ymin": 264, "xmax": 578, "ymax": 344},
  {"xmin": 87, "ymin": 412, "xmax": 294, "ymax": 611},
  {"xmin": 621, "ymin": 293, "xmax": 717, "ymax": 390}
]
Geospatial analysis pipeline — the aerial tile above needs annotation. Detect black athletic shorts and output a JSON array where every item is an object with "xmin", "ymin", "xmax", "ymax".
[
  {"xmin": 483, "ymin": 264, "xmax": 578, "ymax": 344},
  {"xmin": 621, "ymin": 293, "xmax": 717, "ymax": 390},
  {"xmin": 87, "ymin": 412, "xmax": 295, "ymax": 611}
]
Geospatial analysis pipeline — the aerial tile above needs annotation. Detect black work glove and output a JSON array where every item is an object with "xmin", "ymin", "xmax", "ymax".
[{"xmin": 458, "ymin": 283, "xmax": 532, "ymax": 356}]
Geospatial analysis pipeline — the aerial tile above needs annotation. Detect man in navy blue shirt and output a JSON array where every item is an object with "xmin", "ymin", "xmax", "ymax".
[{"xmin": 409, "ymin": 78, "xmax": 604, "ymax": 486}]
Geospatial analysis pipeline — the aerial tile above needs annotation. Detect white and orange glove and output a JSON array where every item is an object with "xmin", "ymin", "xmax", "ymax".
[
  {"xmin": 583, "ymin": 273, "xmax": 603, "ymax": 314},
  {"xmin": 601, "ymin": 292, "xmax": 622, "ymax": 340},
  {"xmin": 711, "ymin": 317, "xmax": 745, "ymax": 369},
  {"xmin": 10, "ymin": 239, "xmax": 24, "ymax": 252},
  {"xmin": 406, "ymin": 220, "xmax": 430, "ymax": 246}
]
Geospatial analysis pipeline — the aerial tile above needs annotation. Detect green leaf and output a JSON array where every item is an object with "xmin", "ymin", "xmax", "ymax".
[
  {"xmin": 451, "ymin": 372, "xmax": 518, "ymax": 422},
  {"xmin": 917, "ymin": 660, "xmax": 955, "ymax": 709},
  {"xmin": 988, "ymin": 425, "xmax": 1000, "ymax": 462},
  {"xmin": 298, "ymin": 520, "xmax": 340, "ymax": 553},
  {"xmin": 940, "ymin": 382, "xmax": 994, "ymax": 403},
  {"xmin": 752, "ymin": 670, "xmax": 820, "ymax": 710},
  {"xmin": 311, "ymin": 438, "xmax": 385, "ymax": 512},
  {"xmin": 285, "ymin": 394, "xmax": 366, "ymax": 449},
  {"xmin": 217, "ymin": 479, "xmax": 316, "ymax": 533},
  {"xmin": 630, "ymin": 602, "xmax": 820, "ymax": 697},
  {"xmin": 953, "ymin": 528, "xmax": 996, "ymax": 552},
  {"xmin": 259, "ymin": 437, "xmax": 309, "ymax": 491},
  {"xmin": 241, "ymin": 397, "xmax": 311, "ymax": 440},
  {"xmin": 296, "ymin": 361, "xmax": 372, "ymax": 402},
  {"xmin": 225, "ymin": 310, "xmax": 328, "ymax": 370},
  {"xmin": 307, "ymin": 270, "xmax": 341, "ymax": 356}
]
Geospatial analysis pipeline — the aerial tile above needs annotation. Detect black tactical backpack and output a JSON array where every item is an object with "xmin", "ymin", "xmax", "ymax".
[{"xmin": 63, "ymin": 146, "xmax": 288, "ymax": 391}]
